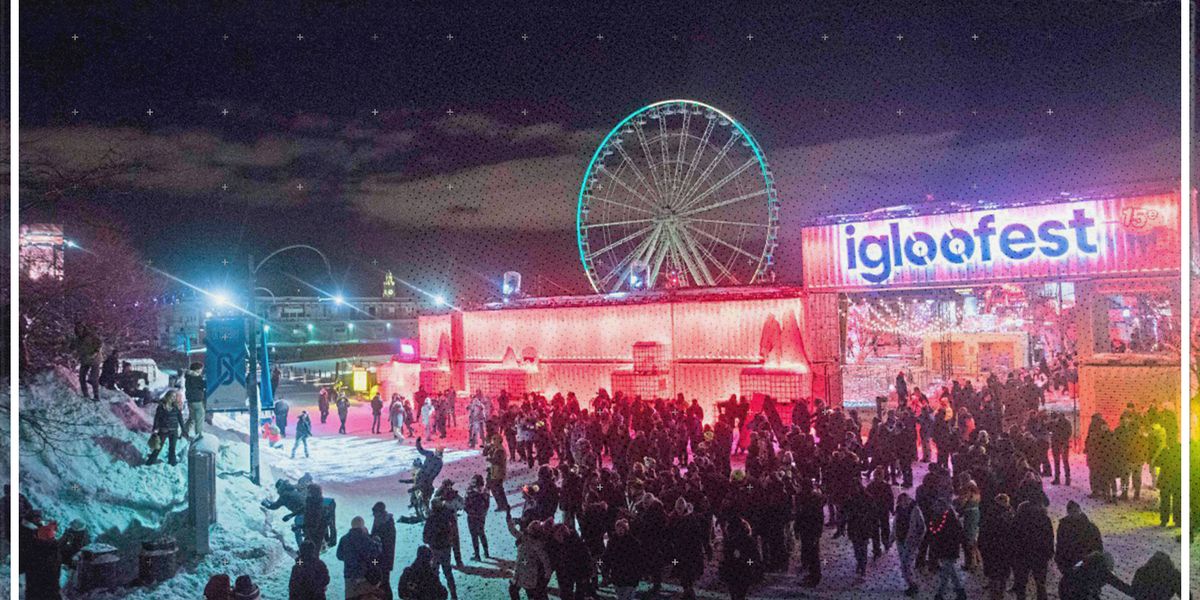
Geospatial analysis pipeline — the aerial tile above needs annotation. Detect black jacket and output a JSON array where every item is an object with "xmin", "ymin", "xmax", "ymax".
[
  {"xmin": 371, "ymin": 512, "xmax": 397, "ymax": 568},
  {"xmin": 1012, "ymin": 502, "xmax": 1054, "ymax": 567},
  {"xmin": 1055, "ymin": 512, "xmax": 1102, "ymax": 573},
  {"xmin": 289, "ymin": 555, "xmax": 331, "ymax": 599},
  {"xmin": 152, "ymin": 402, "xmax": 183, "ymax": 435},
  {"xmin": 185, "ymin": 370, "xmax": 206, "ymax": 404},
  {"xmin": 602, "ymin": 532, "xmax": 643, "ymax": 587},
  {"xmin": 336, "ymin": 528, "xmax": 382, "ymax": 580}
]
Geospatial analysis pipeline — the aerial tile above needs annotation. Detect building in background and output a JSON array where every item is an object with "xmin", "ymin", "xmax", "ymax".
[
  {"xmin": 159, "ymin": 294, "xmax": 422, "ymax": 361},
  {"xmin": 19, "ymin": 224, "xmax": 65, "ymax": 281}
]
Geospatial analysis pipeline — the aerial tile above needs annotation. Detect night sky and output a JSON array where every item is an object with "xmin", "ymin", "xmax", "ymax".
[{"xmin": 18, "ymin": 3, "xmax": 1181, "ymax": 301}]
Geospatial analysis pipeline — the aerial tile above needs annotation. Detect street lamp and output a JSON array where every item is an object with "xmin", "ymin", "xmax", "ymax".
[
  {"xmin": 245, "ymin": 244, "xmax": 334, "ymax": 486},
  {"xmin": 433, "ymin": 294, "xmax": 447, "ymax": 306}
]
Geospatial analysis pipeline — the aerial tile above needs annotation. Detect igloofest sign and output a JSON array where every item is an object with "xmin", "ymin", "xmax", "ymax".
[{"xmin": 800, "ymin": 193, "xmax": 1180, "ymax": 290}]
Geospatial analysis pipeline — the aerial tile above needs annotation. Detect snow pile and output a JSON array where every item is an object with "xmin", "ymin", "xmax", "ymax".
[{"xmin": 18, "ymin": 368, "xmax": 295, "ymax": 599}]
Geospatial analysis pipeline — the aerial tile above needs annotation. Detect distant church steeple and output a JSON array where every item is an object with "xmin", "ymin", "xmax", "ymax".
[{"xmin": 383, "ymin": 270, "xmax": 396, "ymax": 298}]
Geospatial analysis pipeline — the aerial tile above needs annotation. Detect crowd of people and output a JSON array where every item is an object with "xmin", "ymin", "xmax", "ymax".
[
  {"xmin": 21, "ymin": 332, "xmax": 1184, "ymax": 600},
  {"xmin": 243, "ymin": 370, "xmax": 1181, "ymax": 600}
]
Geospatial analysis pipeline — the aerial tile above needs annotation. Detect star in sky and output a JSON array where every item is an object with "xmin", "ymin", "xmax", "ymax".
[
  {"xmin": 446, "ymin": 33, "xmax": 454, "ymax": 41},
  {"xmin": 446, "ymin": 108, "xmax": 455, "ymax": 116},
  {"xmin": 70, "ymin": 109, "xmax": 79, "ymax": 116},
  {"xmin": 296, "ymin": 183, "xmax": 304, "ymax": 191},
  {"xmin": 1046, "ymin": 108, "xmax": 1054, "ymax": 115},
  {"xmin": 371, "ymin": 109, "xmax": 379, "ymax": 116},
  {"xmin": 520, "ymin": 108, "xmax": 528, "ymax": 116},
  {"xmin": 896, "ymin": 108, "xmax": 904, "ymax": 115},
  {"xmin": 296, "ymin": 34, "xmax": 305, "ymax": 41},
  {"xmin": 146, "ymin": 108, "xmax": 154, "ymax": 116},
  {"xmin": 746, "ymin": 34, "xmax": 754, "ymax": 41},
  {"xmin": 972, "ymin": 33, "xmax": 980, "ymax": 40},
  {"xmin": 521, "ymin": 33, "xmax": 529, "ymax": 41},
  {"xmin": 821, "ymin": 33, "xmax": 830, "ymax": 41},
  {"xmin": 71, "ymin": 34, "xmax": 79, "ymax": 41},
  {"xmin": 221, "ymin": 108, "xmax": 229, "ymax": 116},
  {"xmin": 595, "ymin": 34, "xmax": 604, "ymax": 41}
]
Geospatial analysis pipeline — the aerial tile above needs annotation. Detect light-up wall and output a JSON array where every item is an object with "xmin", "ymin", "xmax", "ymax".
[{"xmin": 422, "ymin": 291, "xmax": 818, "ymax": 416}]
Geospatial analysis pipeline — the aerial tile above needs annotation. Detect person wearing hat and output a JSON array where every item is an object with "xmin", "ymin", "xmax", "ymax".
[
  {"xmin": 370, "ymin": 502, "xmax": 397, "ymax": 599},
  {"xmin": 203, "ymin": 574, "xmax": 234, "ymax": 600},
  {"xmin": 232, "ymin": 574, "xmax": 261, "ymax": 600},
  {"xmin": 667, "ymin": 497, "xmax": 707, "ymax": 600},
  {"xmin": 57, "ymin": 519, "xmax": 90, "ymax": 569},
  {"xmin": 433, "ymin": 479, "xmax": 466, "ymax": 567}
]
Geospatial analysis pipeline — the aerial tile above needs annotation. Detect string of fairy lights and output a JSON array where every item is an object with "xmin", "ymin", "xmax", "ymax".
[{"xmin": 839, "ymin": 298, "xmax": 1026, "ymax": 339}]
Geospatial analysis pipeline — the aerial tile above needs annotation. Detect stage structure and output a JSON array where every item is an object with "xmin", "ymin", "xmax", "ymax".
[{"xmin": 418, "ymin": 287, "xmax": 841, "ymax": 418}]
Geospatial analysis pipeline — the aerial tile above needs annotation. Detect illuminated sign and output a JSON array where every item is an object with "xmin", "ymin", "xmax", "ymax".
[
  {"xmin": 352, "ymin": 368, "xmax": 369, "ymax": 393},
  {"xmin": 801, "ymin": 194, "xmax": 1179, "ymax": 290}
]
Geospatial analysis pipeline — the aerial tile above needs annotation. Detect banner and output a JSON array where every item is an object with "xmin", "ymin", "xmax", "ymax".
[
  {"xmin": 205, "ymin": 317, "xmax": 248, "ymax": 411},
  {"xmin": 259, "ymin": 328, "xmax": 274, "ymax": 412},
  {"xmin": 800, "ymin": 193, "xmax": 1180, "ymax": 290}
]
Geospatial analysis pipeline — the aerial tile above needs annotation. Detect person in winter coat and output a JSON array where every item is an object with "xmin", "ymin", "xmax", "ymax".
[
  {"xmin": 71, "ymin": 322, "xmax": 103, "ymax": 401},
  {"xmin": 289, "ymin": 540, "xmax": 331, "ymax": 600},
  {"xmin": 292, "ymin": 411, "xmax": 313, "ymax": 459},
  {"xmin": 422, "ymin": 499, "xmax": 459, "ymax": 600},
  {"xmin": 894, "ymin": 493, "xmax": 926, "ymax": 597},
  {"xmin": 666, "ymin": 497, "xmax": 707, "ymax": 600},
  {"xmin": 1011, "ymin": 499, "xmax": 1054, "ymax": 600},
  {"xmin": 955, "ymin": 480, "xmax": 981, "ymax": 572},
  {"xmin": 371, "ymin": 502, "xmax": 397, "ymax": 600},
  {"xmin": 1128, "ymin": 551, "xmax": 1179, "ymax": 600},
  {"xmin": 99, "ymin": 348, "xmax": 119, "ymax": 390},
  {"xmin": 24, "ymin": 518, "xmax": 62, "ymax": 599},
  {"xmin": 603, "ymin": 518, "xmax": 642, "ymax": 600},
  {"xmin": 371, "ymin": 393, "xmax": 385, "ymax": 434},
  {"xmin": 865, "ymin": 467, "xmax": 895, "ymax": 557},
  {"xmin": 338, "ymin": 516, "xmax": 383, "ymax": 593},
  {"xmin": 421, "ymin": 398, "xmax": 436, "ymax": 437},
  {"xmin": 979, "ymin": 494, "xmax": 1015, "ymax": 600},
  {"xmin": 842, "ymin": 480, "xmax": 874, "ymax": 578},
  {"xmin": 146, "ymin": 390, "xmax": 185, "ymax": 466},
  {"xmin": 464, "ymin": 475, "xmax": 490, "ymax": 560},
  {"xmin": 304, "ymin": 484, "xmax": 335, "ymax": 552},
  {"xmin": 1050, "ymin": 412, "xmax": 1072, "ymax": 485},
  {"xmin": 718, "ymin": 517, "xmax": 763, "ymax": 600},
  {"xmin": 926, "ymin": 500, "xmax": 966, "ymax": 600},
  {"xmin": 337, "ymin": 395, "xmax": 351, "ymax": 434},
  {"xmin": 397, "ymin": 546, "xmax": 448, "ymax": 600},
  {"xmin": 551, "ymin": 523, "xmax": 592, "ymax": 600},
  {"xmin": 1058, "ymin": 551, "xmax": 1132, "ymax": 600},
  {"xmin": 1055, "ymin": 501, "xmax": 1103, "ymax": 575},
  {"xmin": 793, "ymin": 478, "xmax": 824, "ymax": 587},
  {"xmin": 57, "ymin": 519, "xmax": 89, "ymax": 569},
  {"xmin": 318, "ymin": 387, "xmax": 331, "ymax": 424},
  {"xmin": 485, "ymin": 435, "xmax": 510, "ymax": 511},
  {"xmin": 182, "ymin": 362, "xmax": 207, "ymax": 438},
  {"xmin": 275, "ymin": 398, "xmax": 291, "ymax": 438},
  {"xmin": 233, "ymin": 574, "xmax": 262, "ymax": 600},
  {"xmin": 389, "ymin": 395, "xmax": 403, "ymax": 435},
  {"xmin": 507, "ymin": 511, "xmax": 552, "ymax": 600},
  {"xmin": 204, "ymin": 574, "xmax": 235, "ymax": 599},
  {"xmin": 467, "ymin": 393, "xmax": 489, "ymax": 448}
]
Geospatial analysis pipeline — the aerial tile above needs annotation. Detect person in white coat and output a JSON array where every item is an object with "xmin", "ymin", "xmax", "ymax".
[{"xmin": 421, "ymin": 397, "xmax": 436, "ymax": 437}]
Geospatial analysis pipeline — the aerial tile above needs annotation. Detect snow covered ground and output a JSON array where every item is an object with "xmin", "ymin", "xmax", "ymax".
[{"xmin": 16, "ymin": 371, "xmax": 1184, "ymax": 599}]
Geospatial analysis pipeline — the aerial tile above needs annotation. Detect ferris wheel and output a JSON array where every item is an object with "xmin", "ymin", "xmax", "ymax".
[{"xmin": 576, "ymin": 100, "xmax": 780, "ymax": 293}]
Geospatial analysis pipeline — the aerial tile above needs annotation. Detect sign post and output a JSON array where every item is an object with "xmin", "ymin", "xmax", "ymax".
[{"xmin": 247, "ymin": 254, "xmax": 260, "ymax": 486}]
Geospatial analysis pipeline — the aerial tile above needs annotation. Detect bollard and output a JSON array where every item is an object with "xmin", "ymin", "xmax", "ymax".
[
  {"xmin": 76, "ymin": 543, "xmax": 121, "ymax": 592},
  {"xmin": 138, "ymin": 536, "xmax": 178, "ymax": 583},
  {"xmin": 188, "ymin": 442, "xmax": 218, "ymax": 554}
]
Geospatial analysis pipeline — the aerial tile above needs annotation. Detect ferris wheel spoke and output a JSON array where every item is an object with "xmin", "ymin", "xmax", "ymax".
[
  {"xmin": 582, "ymin": 217, "xmax": 656, "ymax": 230},
  {"xmin": 683, "ymin": 226, "xmax": 740, "ymax": 285},
  {"xmin": 676, "ymin": 157, "xmax": 759, "ymax": 214},
  {"xmin": 600, "ymin": 164, "xmax": 660, "ymax": 210},
  {"xmin": 613, "ymin": 142, "xmax": 663, "ymax": 205},
  {"xmin": 665, "ymin": 227, "xmax": 705, "ymax": 287},
  {"xmin": 632, "ymin": 121, "xmax": 667, "ymax": 202},
  {"xmin": 671, "ymin": 111, "xmax": 691, "ymax": 204},
  {"xmin": 587, "ymin": 224, "xmax": 654, "ymax": 260},
  {"xmin": 679, "ymin": 188, "xmax": 769, "ymax": 218},
  {"xmin": 588, "ymin": 194, "xmax": 654, "ymax": 215},
  {"xmin": 657, "ymin": 116, "xmax": 672, "ymax": 199},
  {"xmin": 675, "ymin": 227, "xmax": 718, "ymax": 286},
  {"xmin": 685, "ymin": 217, "xmax": 770, "ymax": 228},
  {"xmin": 678, "ymin": 133, "xmax": 739, "ymax": 207},
  {"xmin": 648, "ymin": 236, "xmax": 673, "ymax": 287},
  {"xmin": 598, "ymin": 224, "xmax": 661, "ymax": 289},
  {"xmin": 676, "ymin": 119, "xmax": 715, "ymax": 208},
  {"xmin": 685, "ymin": 223, "xmax": 762, "ymax": 263}
]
